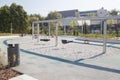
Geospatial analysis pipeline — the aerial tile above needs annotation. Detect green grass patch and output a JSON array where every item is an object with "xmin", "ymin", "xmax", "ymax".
[{"xmin": 0, "ymin": 33, "xmax": 20, "ymax": 36}]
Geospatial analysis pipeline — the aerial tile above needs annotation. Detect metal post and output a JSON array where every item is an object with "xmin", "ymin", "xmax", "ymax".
[
  {"xmin": 64, "ymin": 26, "xmax": 66, "ymax": 35},
  {"xmin": 32, "ymin": 22, "xmax": 34, "ymax": 39},
  {"xmin": 37, "ymin": 23, "xmax": 39, "ymax": 42},
  {"xmin": 101, "ymin": 20, "xmax": 103, "ymax": 34},
  {"xmin": 11, "ymin": 23, "xmax": 13, "ymax": 35},
  {"xmin": 55, "ymin": 22, "xmax": 58, "ymax": 46},
  {"xmin": 63, "ymin": 26, "xmax": 65, "ymax": 35},
  {"xmin": 48, "ymin": 22, "xmax": 51, "ymax": 37},
  {"xmin": 82, "ymin": 20, "xmax": 83, "ymax": 34},
  {"xmin": 103, "ymin": 20, "xmax": 107, "ymax": 53}
]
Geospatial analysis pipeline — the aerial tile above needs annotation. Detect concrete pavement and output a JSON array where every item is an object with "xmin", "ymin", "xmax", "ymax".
[{"xmin": 1, "ymin": 36, "xmax": 120, "ymax": 80}]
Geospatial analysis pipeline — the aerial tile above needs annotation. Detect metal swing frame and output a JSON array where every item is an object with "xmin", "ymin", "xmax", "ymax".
[{"xmin": 32, "ymin": 16, "xmax": 120, "ymax": 53}]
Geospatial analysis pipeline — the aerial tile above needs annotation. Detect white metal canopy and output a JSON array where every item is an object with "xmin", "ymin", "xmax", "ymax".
[{"xmin": 32, "ymin": 16, "xmax": 120, "ymax": 53}]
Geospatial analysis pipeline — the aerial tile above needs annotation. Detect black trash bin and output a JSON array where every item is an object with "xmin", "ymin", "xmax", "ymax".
[{"xmin": 7, "ymin": 44, "xmax": 20, "ymax": 67}]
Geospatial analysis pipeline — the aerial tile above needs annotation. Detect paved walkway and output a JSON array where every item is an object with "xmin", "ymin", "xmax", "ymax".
[{"xmin": 1, "ymin": 36, "xmax": 120, "ymax": 80}]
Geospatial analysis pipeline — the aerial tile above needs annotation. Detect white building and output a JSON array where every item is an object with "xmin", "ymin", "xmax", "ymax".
[{"xmin": 58, "ymin": 8, "xmax": 110, "ymax": 33}]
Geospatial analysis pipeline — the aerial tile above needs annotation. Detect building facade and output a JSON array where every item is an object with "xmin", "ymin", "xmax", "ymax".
[{"xmin": 58, "ymin": 8, "xmax": 117, "ymax": 34}]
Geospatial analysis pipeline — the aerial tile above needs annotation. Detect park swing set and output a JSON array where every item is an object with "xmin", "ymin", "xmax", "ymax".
[
  {"xmin": 32, "ymin": 22, "xmax": 50, "ymax": 42},
  {"xmin": 39, "ymin": 23, "xmax": 50, "ymax": 42},
  {"xmin": 32, "ymin": 15, "xmax": 120, "ymax": 53}
]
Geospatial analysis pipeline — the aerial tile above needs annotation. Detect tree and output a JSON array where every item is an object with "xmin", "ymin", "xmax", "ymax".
[
  {"xmin": 0, "ymin": 5, "xmax": 10, "ymax": 32},
  {"xmin": 109, "ymin": 9, "xmax": 120, "ymax": 38},
  {"xmin": 70, "ymin": 21, "xmax": 79, "ymax": 35},
  {"xmin": 45, "ymin": 11, "xmax": 62, "ymax": 35},
  {"xmin": 83, "ymin": 22, "xmax": 89, "ymax": 34},
  {"xmin": 28, "ymin": 14, "xmax": 45, "ymax": 26},
  {"xmin": 10, "ymin": 3, "xmax": 29, "ymax": 33},
  {"xmin": 0, "ymin": 3, "xmax": 30, "ymax": 33},
  {"xmin": 110, "ymin": 9, "xmax": 119, "ymax": 15},
  {"xmin": 46, "ymin": 11, "xmax": 62, "ymax": 20}
]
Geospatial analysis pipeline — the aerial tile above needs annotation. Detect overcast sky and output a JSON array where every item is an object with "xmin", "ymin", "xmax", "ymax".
[{"xmin": 0, "ymin": 0, "xmax": 120, "ymax": 16}]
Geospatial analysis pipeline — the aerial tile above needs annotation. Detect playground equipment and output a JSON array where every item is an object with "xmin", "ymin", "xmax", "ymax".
[
  {"xmin": 32, "ymin": 22, "xmax": 51, "ymax": 42},
  {"xmin": 61, "ymin": 40, "xmax": 73, "ymax": 44},
  {"xmin": 32, "ymin": 15, "xmax": 120, "ymax": 53}
]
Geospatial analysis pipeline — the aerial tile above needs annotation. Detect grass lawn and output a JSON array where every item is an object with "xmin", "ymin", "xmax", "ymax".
[{"xmin": 0, "ymin": 33, "xmax": 21, "ymax": 36}]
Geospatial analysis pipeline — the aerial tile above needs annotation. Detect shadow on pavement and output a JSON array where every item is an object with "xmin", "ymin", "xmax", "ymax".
[{"xmin": 21, "ymin": 49, "xmax": 120, "ymax": 74}]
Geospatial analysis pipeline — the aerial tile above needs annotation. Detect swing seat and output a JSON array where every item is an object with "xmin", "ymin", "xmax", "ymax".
[
  {"xmin": 62, "ymin": 40, "xmax": 67, "ymax": 44},
  {"xmin": 84, "ymin": 39, "xmax": 89, "ymax": 44},
  {"xmin": 34, "ymin": 35, "xmax": 38, "ymax": 39},
  {"xmin": 40, "ymin": 39, "xmax": 50, "ymax": 42},
  {"xmin": 61, "ymin": 40, "xmax": 73, "ymax": 44}
]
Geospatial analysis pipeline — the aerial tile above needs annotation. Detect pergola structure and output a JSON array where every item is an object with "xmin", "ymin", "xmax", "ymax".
[{"xmin": 32, "ymin": 16, "xmax": 120, "ymax": 53}]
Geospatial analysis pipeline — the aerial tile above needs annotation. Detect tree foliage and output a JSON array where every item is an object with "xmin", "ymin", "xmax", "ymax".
[
  {"xmin": 28, "ymin": 14, "xmax": 45, "ymax": 26},
  {"xmin": 83, "ymin": 22, "xmax": 89, "ymax": 34},
  {"xmin": 45, "ymin": 11, "xmax": 62, "ymax": 35},
  {"xmin": 110, "ymin": 9, "xmax": 119, "ymax": 15},
  {"xmin": 46, "ymin": 11, "xmax": 62, "ymax": 20},
  {"xmin": 0, "ymin": 5, "xmax": 10, "ymax": 32},
  {"xmin": 0, "ymin": 3, "xmax": 30, "ymax": 33}
]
